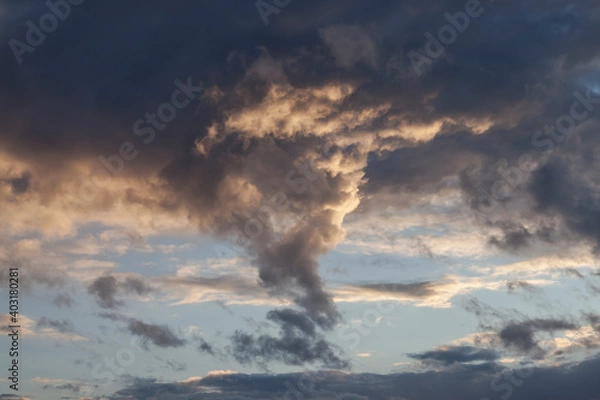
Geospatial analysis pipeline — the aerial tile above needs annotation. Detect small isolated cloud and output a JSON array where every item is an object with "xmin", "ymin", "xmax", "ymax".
[
  {"xmin": 126, "ymin": 319, "xmax": 185, "ymax": 348},
  {"xmin": 506, "ymin": 280, "xmax": 538, "ymax": 293},
  {"xmin": 121, "ymin": 276, "xmax": 154, "ymax": 296},
  {"xmin": 498, "ymin": 318, "xmax": 579, "ymax": 355},
  {"xmin": 88, "ymin": 275, "xmax": 155, "ymax": 309},
  {"xmin": 196, "ymin": 337, "xmax": 215, "ymax": 355},
  {"xmin": 52, "ymin": 293, "xmax": 74, "ymax": 308},
  {"xmin": 98, "ymin": 313, "xmax": 186, "ymax": 349},
  {"xmin": 355, "ymin": 281, "xmax": 440, "ymax": 298},
  {"xmin": 35, "ymin": 317, "xmax": 74, "ymax": 333},
  {"xmin": 408, "ymin": 345, "xmax": 499, "ymax": 366},
  {"xmin": 88, "ymin": 275, "xmax": 122, "ymax": 309},
  {"xmin": 32, "ymin": 377, "xmax": 88, "ymax": 394}
]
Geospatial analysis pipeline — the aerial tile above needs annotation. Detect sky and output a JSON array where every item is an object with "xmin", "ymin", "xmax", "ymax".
[{"xmin": 1, "ymin": 0, "xmax": 600, "ymax": 399}]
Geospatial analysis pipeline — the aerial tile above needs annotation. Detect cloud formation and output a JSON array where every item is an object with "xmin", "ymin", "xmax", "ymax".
[
  {"xmin": 105, "ymin": 357, "xmax": 600, "ymax": 400},
  {"xmin": 98, "ymin": 312, "xmax": 186, "ymax": 349},
  {"xmin": 2, "ymin": 0, "xmax": 600, "ymax": 380},
  {"xmin": 230, "ymin": 308, "xmax": 349, "ymax": 369}
]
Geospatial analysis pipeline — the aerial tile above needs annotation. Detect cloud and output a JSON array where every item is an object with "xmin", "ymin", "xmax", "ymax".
[
  {"xmin": 229, "ymin": 308, "xmax": 349, "ymax": 369},
  {"xmin": 6, "ymin": 172, "xmax": 31, "ymax": 195},
  {"xmin": 87, "ymin": 275, "xmax": 123, "ymax": 309},
  {"xmin": 35, "ymin": 317, "xmax": 74, "ymax": 333},
  {"xmin": 528, "ymin": 155, "xmax": 600, "ymax": 251},
  {"xmin": 98, "ymin": 313, "xmax": 186, "ymax": 349},
  {"xmin": 2, "ymin": 0, "xmax": 600, "ymax": 376},
  {"xmin": 332, "ymin": 277, "xmax": 527, "ymax": 308},
  {"xmin": 33, "ymin": 377, "xmax": 87, "ymax": 394},
  {"xmin": 104, "ymin": 356, "xmax": 600, "ymax": 400},
  {"xmin": 88, "ymin": 274, "xmax": 155, "ymax": 309},
  {"xmin": 408, "ymin": 345, "xmax": 499, "ymax": 366},
  {"xmin": 196, "ymin": 337, "xmax": 215, "ymax": 355},
  {"xmin": 52, "ymin": 293, "xmax": 74, "ymax": 308},
  {"xmin": 354, "ymin": 281, "xmax": 441, "ymax": 298},
  {"xmin": 506, "ymin": 280, "xmax": 538, "ymax": 293},
  {"xmin": 488, "ymin": 224, "xmax": 534, "ymax": 252},
  {"xmin": 121, "ymin": 276, "xmax": 154, "ymax": 296},
  {"xmin": 1, "ymin": 314, "xmax": 86, "ymax": 342},
  {"xmin": 498, "ymin": 319, "xmax": 579, "ymax": 355}
]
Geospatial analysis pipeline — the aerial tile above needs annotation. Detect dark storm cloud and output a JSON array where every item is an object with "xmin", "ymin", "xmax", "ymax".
[
  {"xmin": 156, "ymin": 134, "xmax": 350, "ymax": 329},
  {"xmin": 498, "ymin": 318, "xmax": 579, "ymax": 354},
  {"xmin": 107, "ymin": 356, "xmax": 600, "ymax": 400},
  {"xmin": 528, "ymin": 157, "xmax": 600, "ymax": 251},
  {"xmin": 3, "ymin": 0, "xmax": 600, "ymax": 373},
  {"xmin": 352, "ymin": 1, "xmax": 600, "ymax": 255},
  {"xmin": 408, "ymin": 345, "xmax": 499, "ymax": 365}
]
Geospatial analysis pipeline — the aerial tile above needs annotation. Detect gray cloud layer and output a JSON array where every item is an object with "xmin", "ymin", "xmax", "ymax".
[{"xmin": 105, "ymin": 357, "xmax": 600, "ymax": 400}]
